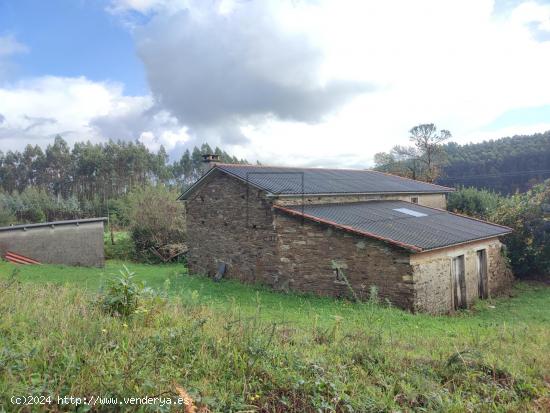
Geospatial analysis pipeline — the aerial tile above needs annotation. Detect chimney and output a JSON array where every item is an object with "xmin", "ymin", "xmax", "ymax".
[{"xmin": 202, "ymin": 153, "xmax": 220, "ymax": 169}]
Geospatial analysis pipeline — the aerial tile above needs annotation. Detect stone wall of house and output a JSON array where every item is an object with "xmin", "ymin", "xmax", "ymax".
[
  {"xmin": 185, "ymin": 170, "xmax": 417, "ymax": 309},
  {"xmin": 275, "ymin": 193, "xmax": 447, "ymax": 209},
  {"xmin": 0, "ymin": 220, "xmax": 105, "ymax": 267},
  {"xmin": 272, "ymin": 211, "xmax": 415, "ymax": 309},
  {"xmin": 185, "ymin": 172, "xmax": 511, "ymax": 314},
  {"xmin": 410, "ymin": 238, "xmax": 513, "ymax": 314},
  {"xmin": 185, "ymin": 170, "xmax": 281, "ymax": 286},
  {"xmin": 486, "ymin": 241, "xmax": 515, "ymax": 295}
]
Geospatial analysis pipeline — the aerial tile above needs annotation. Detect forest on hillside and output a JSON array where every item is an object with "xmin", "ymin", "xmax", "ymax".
[
  {"xmin": 3, "ymin": 130, "xmax": 550, "ymax": 224},
  {"xmin": 438, "ymin": 131, "xmax": 550, "ymax": 193},
  {"xmin": 0, "ymin": 136, "xmax": 247, "ymax": 223}
]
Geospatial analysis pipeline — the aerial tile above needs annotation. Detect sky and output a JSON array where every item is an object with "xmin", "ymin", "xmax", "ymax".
[{"xmin": 1, "ymin": 0, "xmax": 550, "ymax": 167}]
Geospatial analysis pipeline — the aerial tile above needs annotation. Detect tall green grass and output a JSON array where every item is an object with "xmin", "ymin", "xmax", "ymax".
[{"xmin": 0, "ymin": 262, "xmax": 549, "ymax": 412}]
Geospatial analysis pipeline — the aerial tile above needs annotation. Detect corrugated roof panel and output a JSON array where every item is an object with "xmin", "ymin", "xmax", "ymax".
[
  {"xmin": 216, "ymin": 164, "xmax": 453, "ymax": 195},
  {"xmin": 276, "ymin": 201, "xmax": 511, "ymax": 251}
]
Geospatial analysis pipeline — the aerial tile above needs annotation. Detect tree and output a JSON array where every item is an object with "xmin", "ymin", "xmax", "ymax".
[
  {"xmin": 374, "ymin": 123, "xmax": 451, "ymax": 182},
  {"xmin": 0, "ymin": 137, "xmax": 248, "ymax": 225},
  {"xmin": 127, "ymin": 186, "xmax": 186, "ymax": 262},
  {"xmin": 439, "ymin": 131, "xmax": 550, "ymax": 194},
  {"xmin": 408, "ymin": 124, "xmax": 451, "ymax": 182}
]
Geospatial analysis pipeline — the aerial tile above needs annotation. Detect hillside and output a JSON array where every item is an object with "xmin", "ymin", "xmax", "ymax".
[{"xmin": 437, "ymin": 131, "xmax": 550, "ymax": 193}]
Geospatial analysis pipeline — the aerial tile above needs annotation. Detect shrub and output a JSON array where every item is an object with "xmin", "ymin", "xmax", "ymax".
[
  {"xmin": 104, "ymin": 231, "xmax": 135, "ymax": 261},
  {"xmin": 449, "ymin": 182, "xmax": 550, "ymax": 278},
  {"xmin": 127, "ymin": 186, "xmax": 186, "ymax": 263},
  {"xmin": 0, "ymin": 187, "xmax": 85, "ymax": 223},
  {"xmin": 490, "ymin": 180, "xmax": 550, "ymax": 277},
  {"xmin": 0, "ymin": 193, "xmax": 15, "ymax": 225},
  {"xmin": 447, "ymin": 186, "xmax": 503, "ymax": 220},
  {"xmin": 99, "ymin": 265, "xmax": 158, "ymax": 317}
]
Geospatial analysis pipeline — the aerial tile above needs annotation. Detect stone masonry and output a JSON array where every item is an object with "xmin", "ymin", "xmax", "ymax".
[
  {"xmin": 185, "ymin": 170, "xmax": 512, "ymax": 314},
  {"xmin": 410, "ymin": 239, "xmax": 513, "ymax": 313}
]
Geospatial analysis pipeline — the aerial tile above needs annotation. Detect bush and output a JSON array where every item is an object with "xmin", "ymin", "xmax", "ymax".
[
  {"xmin": 0, "ymin": 187, "xmax": 84, "ymax": 223},
  {"xmin": 100, "ymin": 265, "xmax": 143, "ymax": 317},
  {"xmin": 99, "ymin": 265, "xmax": 164, "ymax": 317},
  {"xmin": 449, "ymin": 182, "xmax": 550, "ymax": 278},
  {"xmin": 104, "ymin": 231, "xmax": 135, "ymax": 260},
  {"xmin": 491, "ymin": 180, "xmax": 550, "ymax": 277},
  {"xmin": 0, "ymin": 193, "xmax": 15, "ymax": 225},
  {"xmin": 447, "ymin": 186, "xmax": 502, "ymax": 219},
  {"xmin": 127, "ymin": 186, "xmax": 186, "ymax": 263}
]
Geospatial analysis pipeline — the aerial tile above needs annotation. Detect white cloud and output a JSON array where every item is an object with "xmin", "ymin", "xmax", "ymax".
[
  {"xmin": 4, "ymin": 1, "xmax": 550, "ymax": 167},
  {"xmin": 134, "ymin": 0, "xmax": 372, "ymax": 147},
  {"xmin": 0, "ymin": 76, "xmax": 189, "ymax": 153},
  {"xmin": 104, "ymin": 0, "xmax": 550, "ymax": 166},
  {"xmin": 510, "ymin": 1, "xmax": 550, "ymax": 32},
  {"xmin": 0, "ymin": 35, "xmax": 28, "ymax": 58},
  {"xmin": 107, "ymin": 0, "xmax": 185, "ymax": 15},
  {"xmin": 0, "ymin": 35, "xmax": 29, "ymax": 82}
]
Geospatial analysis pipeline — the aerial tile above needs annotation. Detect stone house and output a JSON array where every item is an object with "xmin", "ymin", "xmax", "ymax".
[{"xmin": 179, "ymin": 162, "xmax": 513, "ymax": 314}]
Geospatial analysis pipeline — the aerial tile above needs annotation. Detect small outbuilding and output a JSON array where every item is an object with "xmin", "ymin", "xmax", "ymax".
[
  {"xmin": 0, "ymin": 218, "xmax": 106, "ymax": 267},
  {"xmin": 179, "ymin": 162, "xmax": 513, "ymax": 314}
]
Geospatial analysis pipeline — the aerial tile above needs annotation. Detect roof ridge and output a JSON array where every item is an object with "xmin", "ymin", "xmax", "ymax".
[
  {"xmin": 217, "ymin": 163, "xmax": 376, "ymax": 173},
  {"xmin": 426, "ymin": 207, "xmax": 514, "ymax": 232},
  {"xmin": 216, "ymin": 164, "xmax": 454, "ymax": 191},
  {"xmin": 365, "ymin": 169, "xmax": 453, "ymax": 191}
]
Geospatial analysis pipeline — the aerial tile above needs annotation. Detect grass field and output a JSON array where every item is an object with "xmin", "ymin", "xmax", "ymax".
[{"xmin": 1, "ymin": 260, "xmax": 549, "ymax": 412}]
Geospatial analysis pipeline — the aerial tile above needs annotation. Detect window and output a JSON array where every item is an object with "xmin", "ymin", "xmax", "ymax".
[
  {"xmin": 333, "ymin": 267, "xmax": 344, "ymax": 281},
  {"xmin": 393, "ymin": 207, "xmax": 427, "ymax": 217},
  {"xmin": 411, "ymin": 197, "xmax": 418, "ymax": 204}
]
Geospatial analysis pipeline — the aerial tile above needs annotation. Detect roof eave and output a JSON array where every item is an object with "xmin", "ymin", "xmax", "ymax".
[
  {"xmin": 177, "ymin": 165, "xmax": 273, "ymax": 201},
  {"xmin": 417, "ymin": 232, "xmax": 513, "ymax": 253},
  {"xmin": 267, "ymin": 189, "xmax": 454, "ymax": 198},
  {"xmin": 273, "ymin": 205, "xmax": 512, "ymax": 253},
  {"xmin": 0, "ymin": 217, "xmax": 107, "ymax": 232},
  {"xmin": 273, "ymin": 205, "xmax": 423, "ymax": 252}
]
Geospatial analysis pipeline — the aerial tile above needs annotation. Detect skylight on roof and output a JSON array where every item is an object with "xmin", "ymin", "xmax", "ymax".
[{"xmin": 393, "ymin": 208, "xmax": 427, "ymax": 217}]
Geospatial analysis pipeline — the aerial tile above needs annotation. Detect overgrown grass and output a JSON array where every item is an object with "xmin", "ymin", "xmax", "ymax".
[
  {"xmin": 0, "ymin": 261, "xmax": 549, "ymax": 412},
  {"xmin": 104, "ymin": 231, "xmax": 135, "ymax": 261}
]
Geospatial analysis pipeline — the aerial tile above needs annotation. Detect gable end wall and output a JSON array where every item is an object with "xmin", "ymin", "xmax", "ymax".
[
  {"xmin": 410, "ymin": 239, "xmax": 513, "ymax": 313},
  {"xmin": 185, "ymin": 170, "xmax": 280, "ymax": 286}
]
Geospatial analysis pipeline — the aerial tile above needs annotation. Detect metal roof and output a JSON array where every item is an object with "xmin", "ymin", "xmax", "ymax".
[
  {"xmin": 274, "ymin": 201, "xmax": 511, "ymax": 252},
  {"xmin": 0, "ymin": 217, "xmax": 107, "ymax": 232},
  {"xmin": 178, "ymin": 164, "xmax": 453, "ymax": 199}
]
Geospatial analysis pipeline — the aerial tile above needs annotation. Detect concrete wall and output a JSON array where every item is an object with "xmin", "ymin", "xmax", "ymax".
[
  {"xmin": 275, "ymin": 192, "xmax": 447, "ymax": 209},
  {"xmin": 0, "ymin": 220, "xmax": 105, "ymax": 267},
  {"xmin": 410, "ymin": 238, "xmax": 513, "ymax": 313}
]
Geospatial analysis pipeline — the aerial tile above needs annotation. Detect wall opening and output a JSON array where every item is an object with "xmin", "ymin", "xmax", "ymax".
[
  {"xmin": 452, "ymin": 255, "xmax": 467, "ymax": 310},
  {"xmin": 476, "ymin": 249, "xmax": 488, "ymax": 299}
]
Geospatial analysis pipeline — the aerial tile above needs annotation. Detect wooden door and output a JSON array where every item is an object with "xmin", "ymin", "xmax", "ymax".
[
  {"xmin": 452, "ymin": 255, "xmax": 467, "ymax": 310},
  {"xmin": 477, "ymin": 250, "xmax": 488, "ymax": 299}
]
